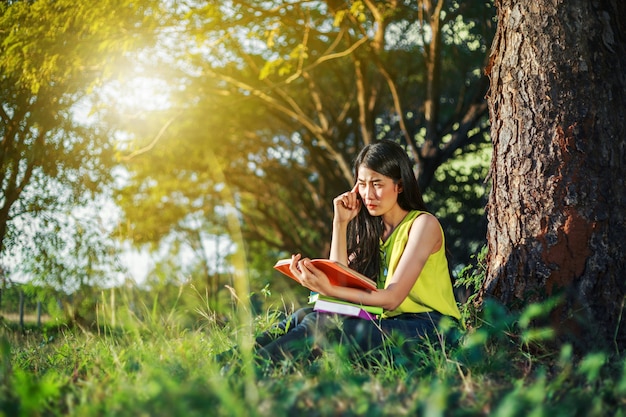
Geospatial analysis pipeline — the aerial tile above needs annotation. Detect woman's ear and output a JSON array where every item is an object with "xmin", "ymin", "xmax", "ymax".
[{"xmin": 397, "ymin": 180, "xmax": 403, "ymax": 194}]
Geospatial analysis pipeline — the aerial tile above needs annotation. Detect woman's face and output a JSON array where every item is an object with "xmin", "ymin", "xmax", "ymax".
[{"xmin": 356, "ymin": 165, "xmax": 402, "ymax": 216}]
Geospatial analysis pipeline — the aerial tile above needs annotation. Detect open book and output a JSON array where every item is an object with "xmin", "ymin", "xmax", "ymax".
[{"xmin": 273, "ymin": 258, "xmax": 377, "ymax": 291}]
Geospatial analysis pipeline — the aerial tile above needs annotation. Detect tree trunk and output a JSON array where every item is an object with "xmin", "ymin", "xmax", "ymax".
[
  {"xmin": 482, "ymin": 0, "xmax": 626, "ymax": 351},
  {"xmin": 19, "ymin": 289, "xmax": 24, "ymax": 331},
  {"xmin": 0, "ymin": 273, "xmax": 4, "ymax": 312}
]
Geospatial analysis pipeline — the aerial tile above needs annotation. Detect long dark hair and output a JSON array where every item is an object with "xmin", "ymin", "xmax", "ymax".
[{"xmin": 347, "ymin": 140, "xmax": 428, "ymax": 279}]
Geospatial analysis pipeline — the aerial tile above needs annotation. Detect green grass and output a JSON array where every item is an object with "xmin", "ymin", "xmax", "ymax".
[{"xmin": 1, "ymin": 295, "xmax": 625, "ymax": 417}]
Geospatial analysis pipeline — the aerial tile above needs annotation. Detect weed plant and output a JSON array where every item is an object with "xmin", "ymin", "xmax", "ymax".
[{"xmin": 1, "ymin": 274, "xmax": 625, "ymax": 416}]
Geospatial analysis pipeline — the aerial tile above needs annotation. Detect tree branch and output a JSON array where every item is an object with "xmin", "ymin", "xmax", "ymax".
[
  {"xmin": 121, "ymin": 112, "xmax": 181, "ymax": 161},
  {"xmin": 205, "ymin": 68, "xmax": 354, "ymax": 182}
]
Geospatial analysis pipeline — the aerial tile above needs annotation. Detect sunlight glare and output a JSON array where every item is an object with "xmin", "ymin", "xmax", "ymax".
[{"xmin": 104, "ymin": 73, "xmax": 173, "ymax": 114}]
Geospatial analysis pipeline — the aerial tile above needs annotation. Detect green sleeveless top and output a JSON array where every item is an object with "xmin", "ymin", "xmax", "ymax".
[{"xmin": 379, "ymin": 210, "xmax": 461, "ymax": 319}]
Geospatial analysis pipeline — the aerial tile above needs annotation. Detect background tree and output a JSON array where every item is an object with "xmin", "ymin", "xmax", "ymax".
[
  {"xmin": 480, "ymin": 0, "xmax": 626, "ymax": 351},
  {"xmin": 115, "ymin": 0, "xmax": 496, "ymax": 295},
  {"xmin": 0, "ymin": 0, "xmax": 162, "ymax": 295}
]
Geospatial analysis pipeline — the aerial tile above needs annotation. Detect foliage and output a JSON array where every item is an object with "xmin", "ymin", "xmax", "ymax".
[
  {"xmin": 112, "ymin": 0, "xmax": 497, "ymax": 285},
  {"xmin": 0, "ymin": 0, "xmax": 164, "ymax": 290},
  {"xmin": 1, "ymin": 0, "xmax": 497, "ymax": 314},
  {"xmin": 1, "ymin": 288, "xmax": 625, "ymax": 417},
  {"xmin": 426, "ymin": 143, "xmax": 491, "ymax": 269},
  {"xmin": 455, "ymin": 244, "xmax": 488, "ymax": 306},
  {"xmin": 0, "ymin": 282, "xmax": 65, "ymax": 322}
]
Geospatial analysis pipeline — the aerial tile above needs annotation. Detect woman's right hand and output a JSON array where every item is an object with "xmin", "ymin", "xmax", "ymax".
[{"xmin": 333, "ymin": 183, "xmax": 361, "ymax": 224}]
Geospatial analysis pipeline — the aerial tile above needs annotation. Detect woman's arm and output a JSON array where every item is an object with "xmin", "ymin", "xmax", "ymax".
[
  {"xmin": 329, "ymin": 184, "xmax": 361, "ymax": 265},
  {"xmin": 297, "ymin": 213, "xmax": 443, "ymax": 310},
  {"xmin": 329, "ymin": 221, "xmax": 349, "ymax": 265}
]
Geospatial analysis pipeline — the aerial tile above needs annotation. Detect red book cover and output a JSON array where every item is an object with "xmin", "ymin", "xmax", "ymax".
[{"xmin": 273, "ymin": 258, "xmax": 377, "ymax": 291}]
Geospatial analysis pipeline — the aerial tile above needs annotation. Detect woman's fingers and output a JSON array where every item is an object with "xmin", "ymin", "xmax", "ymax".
[
  {"xmin": 339, "ymin": 185, "xmax": 360, "ymax": 210},
  {"xmin": 289, "ymin": 254, "xmax": 302, "ymax": 280},
  {"xmin": 290, "ymin": 254, "xmax": 315, "ymax": 287},
  {"xmin": 332, "ymin": 185, "xmax": 361, "ymax": 224},
  {"xmin": 348, "ymin": 183, "xmax": 361, "ymax": 209},
  {"xmin": 333, "ymin": 183, "xmax": 360, "ymax": 209}
]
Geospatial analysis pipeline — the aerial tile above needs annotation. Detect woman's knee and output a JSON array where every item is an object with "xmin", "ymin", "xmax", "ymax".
[{"xmin": 289, "ymin": 307, "xmax": 315, "ymax": 327}]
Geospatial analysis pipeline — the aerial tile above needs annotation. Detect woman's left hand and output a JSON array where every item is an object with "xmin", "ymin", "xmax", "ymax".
[{"xmin": 289, "ymin": 254, "xmax": 332, "ymax": 294}]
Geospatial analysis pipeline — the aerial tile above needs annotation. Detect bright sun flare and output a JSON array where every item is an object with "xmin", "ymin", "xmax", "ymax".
[{"xmin": 110, "ymin": 75, "xmax": 173, "ymax": 113}]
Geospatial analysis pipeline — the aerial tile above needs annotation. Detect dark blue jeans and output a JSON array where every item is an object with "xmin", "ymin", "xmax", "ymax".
[{"xmin": 255, "ymin": 307, "xmax": 444, "ymax": 364}]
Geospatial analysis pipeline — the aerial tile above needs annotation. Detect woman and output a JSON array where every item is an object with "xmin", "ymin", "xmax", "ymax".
[{"xmin": 254, "ymin": 140, "xmax": 461, "ymax": 366}]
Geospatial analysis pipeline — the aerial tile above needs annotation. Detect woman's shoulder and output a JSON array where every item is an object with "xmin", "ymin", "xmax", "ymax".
[
  {"xmin": 408, "ymin": 211, "xmax": 443, "ymax": 236},
  {"xmin": 406, "ymin": 211, "xmax": 444, "ymax": 253},
  {"xmin": 409, "ymin": 210, "xmax": 439, "ymax": 224}
]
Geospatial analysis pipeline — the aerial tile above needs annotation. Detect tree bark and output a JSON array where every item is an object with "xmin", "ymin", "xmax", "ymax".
[
  {"xmin": 19, "ymin": 289, "xmax": 24, "ymax": 331},
  {"xmin": 482, "ymin": 0, "xmax": 626, "ymax": 351}
]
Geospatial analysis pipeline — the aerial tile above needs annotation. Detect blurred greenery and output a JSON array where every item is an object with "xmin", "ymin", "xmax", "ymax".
[{"xmin": 0, "ymin": 0, "xmax": 165, "ymax": 296}]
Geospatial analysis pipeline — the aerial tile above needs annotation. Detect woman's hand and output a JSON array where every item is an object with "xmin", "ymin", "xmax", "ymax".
[
  {"xmin": 289, "ymin": 254, "xmax": 333, "ymax": 295},
  {"xmin": 333, "ymin": 183, "xmax": 361, "ymax": 224}
]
